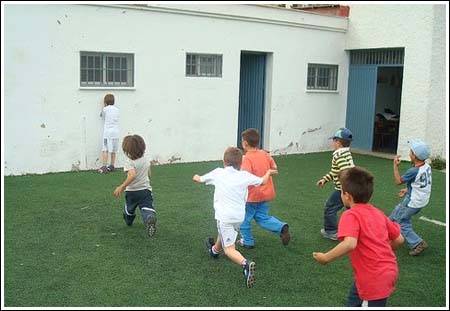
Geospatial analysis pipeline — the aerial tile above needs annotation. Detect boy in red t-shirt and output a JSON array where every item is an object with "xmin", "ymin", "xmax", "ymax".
[
  {"xmin": 238, "ymin": 128, "xmax": 290, "ymax": 249},
  {"xmin": 313, "ymin": 166, "xmax": 404, "ymax": 307}
]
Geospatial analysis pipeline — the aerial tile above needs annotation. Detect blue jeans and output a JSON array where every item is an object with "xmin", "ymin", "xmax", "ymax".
[
  {"xmin": 347, "ymin": 282, "xmax": 388, "ymax": 307},
  {"xmin": 389, "ymin": 200, "xmax": 423, "ymax": 249},
  {"xmin": 323, "ymin": 190, "xmax": 344, "ymax": 234},
  {"xmin": 239, "ymin": 201, "xmax": 286, "ymax": 247},
  {"xmin": 123, "ymin": 190, "xmax": 155, "ymax": 225}
]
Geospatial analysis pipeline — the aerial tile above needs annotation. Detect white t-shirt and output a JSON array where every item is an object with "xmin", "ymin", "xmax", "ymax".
[
  {"xmin": 123, "ymin": 156, "xmax": 152, "ymax": 192},
  {"xmin": 401, "ymin": 163, "xmax": 432, "ymax": 208},
  {"xmin": 102, "ymin": 105, "xmax": 120, "ymax": 139},
  {"xmin": 200, "ymin": 166, "xmax": 263, "ymax": 223}
]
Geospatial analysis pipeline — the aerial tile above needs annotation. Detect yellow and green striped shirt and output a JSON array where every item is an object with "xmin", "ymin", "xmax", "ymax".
[{"xmin": 323, "ymin": 147, "xmax": 355, "ymax": 190}]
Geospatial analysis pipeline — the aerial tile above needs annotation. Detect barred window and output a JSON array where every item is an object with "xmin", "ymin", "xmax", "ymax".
[
  {"xmin": 307, "ymin": 64, "xmax": 338, "ymax": 91},
  {"xmin": 80, "ymin": 52, "xmax": 134, "ymax": 87},
  {"xmin": 186, "ymin": 53, "xmax": 222, "ymax": 77},
  {"xmin": 350, "ymin": 48, "xmax": 404, "ymax": 65}
]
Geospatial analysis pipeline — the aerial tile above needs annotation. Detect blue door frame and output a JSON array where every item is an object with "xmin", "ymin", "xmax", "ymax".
[{"xmin": 237, "ymin": 53, "xmax": 266, "ymax": 148}]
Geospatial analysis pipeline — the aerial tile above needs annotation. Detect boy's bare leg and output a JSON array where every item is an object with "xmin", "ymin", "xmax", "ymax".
[
  {"xmin": 214, "ymin": 235, "xmax": 223, "ymax": 253},
  {"xmin": 102, "ymin": 151, "xmax": 108, "ymax": 166},
  {"xmin": 215, "ymin": 235, "xmax": 246, "ymax": 265},
  {"xmin": 223, "ymin": 244, "xmax": 246, "ymax": 265},
  {"xmin": 110, "ymin": 152, "xmax": 116, "ymax": 166}
]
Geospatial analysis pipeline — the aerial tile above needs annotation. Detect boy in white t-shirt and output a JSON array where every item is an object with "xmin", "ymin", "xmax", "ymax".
[
  {"xmin": 99, "ymin": 94, "xmax": 120, "ymax": 173},
  {"xmin": 193, "ymin": 147, "xmax": 277, "ymax": 288},
  {"xmin": 389, "ymin": 139, "xmax": 432, "ymax": 256}
]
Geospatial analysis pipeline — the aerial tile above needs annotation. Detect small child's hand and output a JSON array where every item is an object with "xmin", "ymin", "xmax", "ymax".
[
  {"xmin": 313, "ymin": 252, "xmax": 329, "ymax": 265},
  {"xmin": 192, "ymin": 174, "xmax": 201, "ymax": 182},
  {"xmin": 113, "ymin": 186, "xmax": 123, "ymax": 197},
  {"xmin": 393, "ymin": 155, "xmax": 401, "ymax": 166},
  {"xmin": 398, "ymin": 188, "xmax": 408, "ymax": 197},
  {"xmin": 316, "ymin": 179, "xmax": 326, "ymax": 187}
]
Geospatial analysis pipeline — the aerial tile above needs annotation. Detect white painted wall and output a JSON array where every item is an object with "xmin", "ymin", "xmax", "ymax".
[
  {"xmin": 4, "ymin": 4, "xmax": 349, "ymax": 175},
  {"xmin": 346, "ymin": 4, "xmax": 447, "ymax": 160}
]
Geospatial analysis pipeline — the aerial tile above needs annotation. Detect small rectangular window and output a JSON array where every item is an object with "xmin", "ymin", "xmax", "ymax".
[
  {"xmin": 186, "ymin": 53, "xmax": 222, "ymax": 78},
  {"xmin": 307, "ymin": 64, "xmax": 338, "ymax": 91},
  {"xmin": 80, "ymin": 52, "xmax": 134, "ymax": 87}
]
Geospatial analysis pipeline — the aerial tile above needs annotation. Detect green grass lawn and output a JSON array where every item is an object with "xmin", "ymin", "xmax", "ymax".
[{"xmin": 3, "ymin": 152, "xmax": 447, "ymax": 307}]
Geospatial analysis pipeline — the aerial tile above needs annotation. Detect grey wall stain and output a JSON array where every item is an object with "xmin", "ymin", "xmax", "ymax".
[
  {"xmin": 71, "ymin": 161, "xmax": 81, "ymax": 171},
  {"xmin": 168, "ymin": 156, "xmax": 181, "ymax": 164},
  {"xmin": 40, "ymin": 123, "xmax": 46, "ymax": 128},
  {"xmin": 302, "ymin": 126, "xmax": 322, "ymax": 135}
]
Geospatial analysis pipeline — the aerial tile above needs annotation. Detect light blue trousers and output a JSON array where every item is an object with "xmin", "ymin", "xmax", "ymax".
[
  {"xmin": 239, "ymin": 201, "xmax": 286, "ymax": 247},
  {"xmin": 389, "ymin": 200, "xmax": 423, "ymax": 249}
]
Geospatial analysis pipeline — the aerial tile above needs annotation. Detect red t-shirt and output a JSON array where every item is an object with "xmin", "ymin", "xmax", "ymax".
[
  {"xmin": 338, "ymin": 203, "xmax": 401, "ymax": 300},
  {"xmin": 241, "ymin": 150, "xmax": 276, "ymax": 202}
]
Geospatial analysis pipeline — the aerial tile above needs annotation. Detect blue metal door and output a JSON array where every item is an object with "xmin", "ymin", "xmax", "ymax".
[
  {"xmin": 346, "ymin": 66, "xmax": 377, "ymax": 150},
  {"xmin": 237, "ymin": 53, "xmax": 266, "ymax": 148}
]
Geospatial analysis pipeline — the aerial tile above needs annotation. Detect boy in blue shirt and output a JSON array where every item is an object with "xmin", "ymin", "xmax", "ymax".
[{"xmin": 389, "ymin": 139, "xmax": 432, "ymax": 256}]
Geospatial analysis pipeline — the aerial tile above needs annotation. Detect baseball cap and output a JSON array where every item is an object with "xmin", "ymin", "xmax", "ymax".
[
  {"xmin": 407, "ymin": 139, "xmax": 431, "ymax": 160},
  {"xmin": 330, "ymin": 128, "xmax": 353, "ymax": 141}
]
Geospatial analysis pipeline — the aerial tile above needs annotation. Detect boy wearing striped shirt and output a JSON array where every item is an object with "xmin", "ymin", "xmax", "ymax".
[{"xmin": 316, "ymin": 128, "xmax": 355, "ymax": 240}]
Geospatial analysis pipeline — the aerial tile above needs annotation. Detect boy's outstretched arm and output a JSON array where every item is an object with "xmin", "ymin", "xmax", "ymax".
[
  {"xmin": 261, "ymin": 169, "xmax": 278, "ymax": 185},
  {"xmin": 393, "ymin": 155, "xmax": 403, "ymax": 185},
  {"xmin": 192, "ymin": 174, "xmax": 202, "ymax": 183},
  {"xmin": 270, "ymin": 157, "xmax": 278, "ymax": 170},
  {"xmin": 114, "ymin": 169, "xmax": 136, "ymax": 196},
  {"xmin": 313, "ymin": 236, "xmax": 357, "ymax": 265},
  {"xmin": 390, "ymin": 234, "xmax": 404, "ymax": 250},
  {"xmin": 317, "ymin": 172, "xmax": 332, "ymax": 187},
  {"xmin": 316, "ymin": 178, "xmax": 327, "ymax": 187}
]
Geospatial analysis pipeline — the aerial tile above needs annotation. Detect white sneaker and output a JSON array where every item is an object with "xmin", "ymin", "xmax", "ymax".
[{"xmin": 320, "ymin": 228, "xmax": 337, "ymax": 241}]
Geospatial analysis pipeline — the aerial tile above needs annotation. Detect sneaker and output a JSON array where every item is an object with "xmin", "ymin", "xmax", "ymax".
[
  {"xmin": 409, "ymin": 240, "xmax": 428, "ymax": 256},
  {"xmin": 243, "ymin": 260, "xmax": 256, "ymax": 288},
  {"xmin": 98, "ymin": 166, "xmax": 108, "ymax": 174},
  {"xmin": 237, "ymin": 238, "xmax": 255, "ymax": 249},
  {"xmin": 107, "ymin": 165, "xmax": 115, "ymax": 172},
  {"xmin": 281, "ymin": 224, "xmax": 291, "ymax": 245},
  {"xmin": 320, "ymin": 228, "xmax": 338, "ymax": 241},
  {"xmin": 123, "ymin": 213, "xmax": 136, "ymax": 226},
  {"xmin": 205, "ymin": 237, "xmax": 219, "ymax": 258},
  {"xmin": 145, "ymin": 214, "xmax": 157, "ymax": 237}
]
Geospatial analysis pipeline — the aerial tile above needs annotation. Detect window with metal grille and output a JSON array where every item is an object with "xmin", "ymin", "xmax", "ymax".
[
  {"xmin": 186, "ymin": 53, "xmax": 222, "ymax": 77},
  {"xmin": 350, "ymin": 48, "xmax": 404, "ymax": 65},
  {"xmin": 307, "ymin": 64, "xmax": 338, "ymax": 90},
  {"xmin": 80, "ymin": 52, "xmax": 134, "ymax": 87}
]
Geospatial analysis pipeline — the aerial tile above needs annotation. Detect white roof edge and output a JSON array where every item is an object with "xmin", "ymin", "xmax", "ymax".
[{"xmin": 83, "ymin": 3, "xmax": 348, "ymax": 33}]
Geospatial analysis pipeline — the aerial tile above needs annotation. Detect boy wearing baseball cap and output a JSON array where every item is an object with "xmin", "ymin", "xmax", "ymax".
[
  {"xmin": 316, "ymin": 128, "xmax": 355, "ymax": 240},
  {"xmin": 389, "ymin": 139, "xmax": 432, "ymax": 256}
]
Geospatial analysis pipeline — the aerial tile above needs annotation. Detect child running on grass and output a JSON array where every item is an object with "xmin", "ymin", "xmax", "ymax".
[
  {"xmin": 313, "ymin": 166, "xmax": 404, "ymax": 307},
  {"xmin": 113, "ymin": 135, "xmax": 156, "ymax": 237},
  {"xmin": 389, "ymin": 139, "xmax": 432, "ymax": 256},
  {"xmin": 193, "ymin": 146, "xmax": 277, "ymax": 288},
  {"xmin": 316, "ymin": 127, "xmax": 355, "ymax": 240},
  {"xmin": 238, "ymin": 128, "xmax": 290, "ymax": 249}
]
